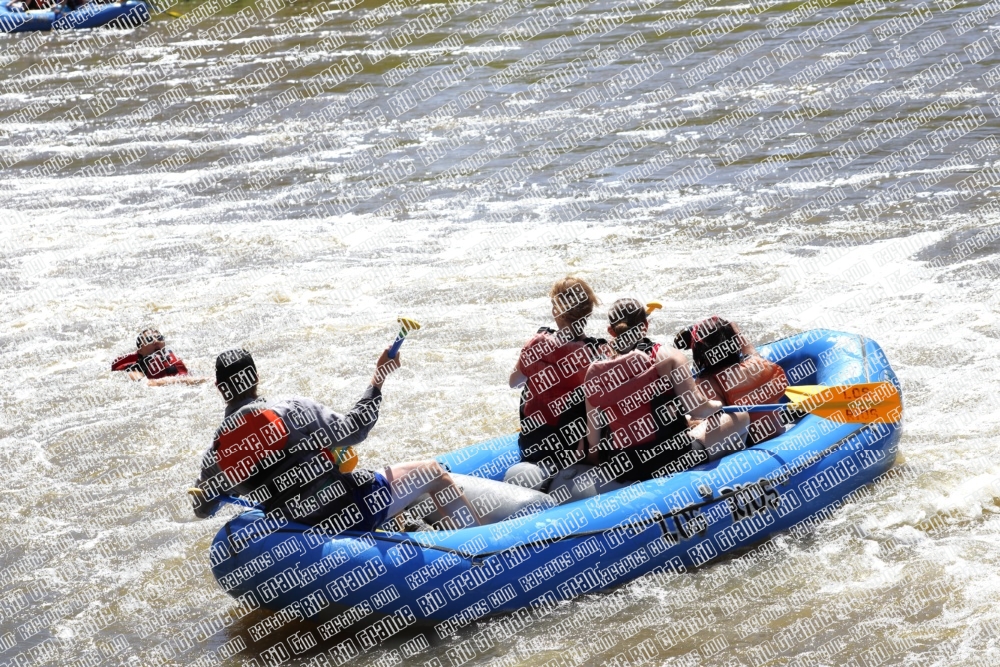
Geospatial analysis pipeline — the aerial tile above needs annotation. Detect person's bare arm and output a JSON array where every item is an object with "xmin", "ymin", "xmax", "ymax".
[
  {"xmin": 654, "ymin": 347, "xmax": 721, "ymax": 419},
  {"xmin": 149, "ymin": 376, "xmax": 208, "ymax": 387},
  {"xmin": 585, "ymin": 396, "xmax": 601, "ymax": 465}
]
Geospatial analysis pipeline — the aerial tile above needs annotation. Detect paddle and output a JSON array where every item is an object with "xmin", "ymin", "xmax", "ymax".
[
  {"xmin": 323, "ymin": 323, "xmax": 419, "ymax": 472},
  {"xmin": 645, "ymin": 301, "xmax": 662, "ymax": 316},
  {"xmin": 324, "ymin": 318, "xmax": 419, "ymax": 473},
  {"xmin": 721, "ymin": 381, "xmax": 902, "ymax": 424},
  {"xmin": 388, "ymin": 317, "xmax": 420, "ymax": 359},
  {"xmin": 187, "ymin": 489, "xmax": 253, "ymax": 507}
]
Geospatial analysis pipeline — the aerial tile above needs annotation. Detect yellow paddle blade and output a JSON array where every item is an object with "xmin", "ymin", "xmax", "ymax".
[
  {"xmin": 785, "ymin": 382, "xmax": 902, "ymax": 424},
  {"xmin": 645, "ymin": 301, "xmax": 662, "ymax": 315},
  {"xmin": 785, "ymin": 382, "xmax": 900, "ymax": 404},
  {"xmin": 398, "ymin": 317, "xmax": 421, "ymax": 334}
]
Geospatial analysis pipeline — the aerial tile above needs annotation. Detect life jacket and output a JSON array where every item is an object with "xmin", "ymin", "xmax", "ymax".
[
  {"xmin": 214, "ymin": 406, "xmax": 357, "ymax": 483},
  {"xmin": 214, "ymin": 407, "xmax": 291, "ymax": 489},
  {"xmin": 517, "ymin": 327, "xmax": 605, "ymax": 463},
  {"xmin": 682, "ymin": 317, "xmax": 788, "ymax": 444},
  {"xmin": 209, "ymin": 402, "xmax": 366, "ymax": 523},
  {"xmin": 111, "ymin": 349, "xmax": 189, "ymax": 380},
  {"xmin": 584, "ymin": 340, "xmax": 687, "ymax": 451}
]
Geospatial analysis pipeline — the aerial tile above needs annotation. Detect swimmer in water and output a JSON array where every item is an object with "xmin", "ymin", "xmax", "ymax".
[{"xmin": 111, "ymin": 329, "xmax": 206, "ymax": 386}]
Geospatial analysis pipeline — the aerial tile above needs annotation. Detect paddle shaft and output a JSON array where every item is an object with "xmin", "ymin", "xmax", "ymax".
[
  {"xmin": 388, "ymin": 333, "xmax": 406, "ymax": 359},
  {"xmin": 220, "ymin": 495, "xmax": 255, "ymax": 508},
  {"xmin": 388, "ymin": 318, "xmax": 420, "ymax": 359},
  {"xmin": 722, "ymin": 398, "xmax": 899, "ymax": 423},
  {"xmin": 722, "ymin": 404, "xmax": 787, "ymax": 413},
  {"xmin": 722, "ymin": 402, "xmax": 886, "ymax": 413},
  {"xmin": 188, "ymin": 490, "xmax": 255, "ymax": 517}
]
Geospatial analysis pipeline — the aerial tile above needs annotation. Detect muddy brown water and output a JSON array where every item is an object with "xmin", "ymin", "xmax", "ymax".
[{"xmin": 2, "ymin": 0, "xmax": 1000, "ymax": 664}]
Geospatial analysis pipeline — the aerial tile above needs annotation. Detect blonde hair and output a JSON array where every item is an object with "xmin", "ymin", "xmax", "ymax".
[{"xmin": 551, "ymin": 277, "xmax": 599, "ymax": 324}]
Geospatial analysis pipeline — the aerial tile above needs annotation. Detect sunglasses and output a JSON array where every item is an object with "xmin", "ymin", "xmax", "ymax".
[{"xmin": 137, "ymin": 332, "xmax": 165, "ymax": 347}]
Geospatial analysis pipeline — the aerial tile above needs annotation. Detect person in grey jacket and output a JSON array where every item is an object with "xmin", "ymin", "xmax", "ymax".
[{"xmin": 191, "ymin": 348, "xmax": 479, "ymax": 531}]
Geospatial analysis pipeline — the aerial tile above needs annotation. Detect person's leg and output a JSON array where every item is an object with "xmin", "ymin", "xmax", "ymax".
[
  {"xmin": 383, "ymin": 461, "xmax": 481, "ymax": 529},
  {"xmin": 689, "ymin": 410, "xmax": 750, "ymax": 461},
  {"xmin": 503, "ymin": 462, "xmax": 549, "ymax": 490}
]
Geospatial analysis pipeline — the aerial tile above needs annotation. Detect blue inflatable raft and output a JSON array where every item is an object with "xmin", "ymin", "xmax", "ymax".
[
  {"xmin": 0, "ymin": 0, "xmax": 149, "ymax": 32},
  {"xmin": 209, "ymin": 329, "xmax": 902, "ymax": 644}
]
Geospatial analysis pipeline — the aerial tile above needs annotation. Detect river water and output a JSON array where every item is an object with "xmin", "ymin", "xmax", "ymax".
[{"xmin": 3, "ymin": 0, "xmax": 1000, "ymax": 664}]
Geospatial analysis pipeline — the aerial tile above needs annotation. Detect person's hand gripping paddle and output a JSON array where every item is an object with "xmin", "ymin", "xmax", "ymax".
[
  {"xmin": 338, "ymin": 318, "xmax": 420, "ymax": 472},
  {"xmin": 388, "ymin": 317, "xmax": 421, "ymax": 359}
]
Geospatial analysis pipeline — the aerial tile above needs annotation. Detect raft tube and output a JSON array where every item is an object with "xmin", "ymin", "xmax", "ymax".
[
  {"xmin": 0, "ymin": 0, "xmax": 149, "ymax": 32},
  {"xmin": 209, "ymin": 329, "xmax": 902, "ymax": 640}
]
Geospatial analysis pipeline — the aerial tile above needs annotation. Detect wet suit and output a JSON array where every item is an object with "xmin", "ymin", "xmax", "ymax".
[{"xmin": 194, "ymin": 388, "xmax": 391, "ymax": 530}]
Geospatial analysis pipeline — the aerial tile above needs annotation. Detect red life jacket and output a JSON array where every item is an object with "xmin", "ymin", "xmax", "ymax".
[
  {"xmin": 713, "ymin": 355, "xmax": 788, "ymax": 407},
  {"xmin": 214, "ymin": 408, "xmax": 290, "ymax": 486},
  {"xmin": 584, "ymin": 343, "xmax": 686, "ymax": 450},
  {"xmin": 111, "ymin": 349, "xmax": 189, "ymax": 379},
  {"xmin": 518, "ymin": 329, "xmax": 599, "ymax": 431},
  {"xmin": 713, "ymin": 355, "xmax": 788, "ymax": 443},
  {"xmin": 111, "ymin": 353, "xmax": 139, "ymax": 372},
  {"xmin": 684, "ymin": 317, "xmax": 789, "ymax": 444},
  {"xmin": 517, "ymin": 328, "xmax": 604, "ymax": 462}
]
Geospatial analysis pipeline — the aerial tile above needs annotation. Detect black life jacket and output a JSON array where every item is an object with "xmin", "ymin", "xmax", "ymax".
[{"xmin": 585, "ymin": 338, "xmax": 692, "ymax": 482}]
